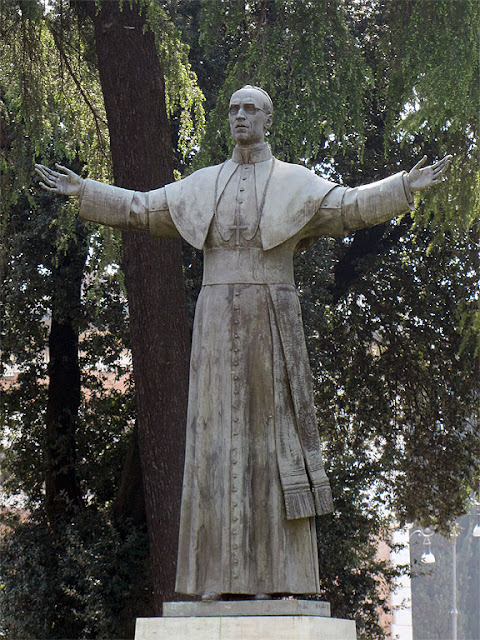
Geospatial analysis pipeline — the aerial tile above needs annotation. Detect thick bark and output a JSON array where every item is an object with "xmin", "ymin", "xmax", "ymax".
[
  {"xmin": 44, "ymin": 229, "xmax": 87, "ymax": 524},
  {"xmin": 84, "ymin": 1, "xmax": 190, "ymax": 610},
  {"xmin": 113, "ymin": 421, "xmax": 146, "ymax": 528}
]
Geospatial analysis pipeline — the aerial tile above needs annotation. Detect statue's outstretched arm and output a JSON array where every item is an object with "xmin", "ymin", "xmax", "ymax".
[
  {"xmin": 35, "ymin": 163, "xmax": 84, "ymax": 197},
  {"xmin": 304, "ymin": 153, "xmax": 454, "ymax": 238},
  {"xmin": 406, "ymin": 154, "xmax": 453, "ymax": 192},
  {"xmin": 35, "ymin": 163, "xmax": 178, "ymax": 237}
]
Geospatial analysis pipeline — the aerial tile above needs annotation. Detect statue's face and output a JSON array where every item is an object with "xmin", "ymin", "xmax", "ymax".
[{"xmin": 229, "ymin": 88, "xmax": 272, "ymax": 146}]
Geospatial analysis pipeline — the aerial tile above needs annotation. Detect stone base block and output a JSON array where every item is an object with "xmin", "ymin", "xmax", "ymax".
[
  {"xmin": 163, "ymin": 599, "xmax": 331, "ymax": 617},
  {"xmin": 135, "ymin": 615, "xmax": 356, "ymax": 640}
]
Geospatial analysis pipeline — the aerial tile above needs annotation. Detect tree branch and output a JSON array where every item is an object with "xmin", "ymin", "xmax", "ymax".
[
  {"xmin": 49, "ymin": 26, "xmax": 109, "ymax": 156},
  {"xmin": 330, "ymin": 213, "xmax": 414, "ymax": 303}
]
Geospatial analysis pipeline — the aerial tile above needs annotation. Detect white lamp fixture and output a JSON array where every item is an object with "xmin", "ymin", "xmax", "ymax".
[
  {"xmin": 410, "ymin": 527, "xmax": 436, "ymax": 565},
  {"xmin": 420, "ymin": 538, "xmax": 436, "ymax": 564}
]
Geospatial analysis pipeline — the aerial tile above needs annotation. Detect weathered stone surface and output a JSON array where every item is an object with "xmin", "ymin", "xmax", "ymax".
[
  {"xmin": 163, "ymin": 599, "xmax": 331, "ymax": 617},
  {"xmin": 75, "ymin": 142, "xmax": 413, "ymax": 597},
  {"xmin": 135, "ymin": 615, "xmax": 356, "ymax": 640},
  {"xmin": 37, "ymin": 85, "xmax": 450, "ymax": 601}
]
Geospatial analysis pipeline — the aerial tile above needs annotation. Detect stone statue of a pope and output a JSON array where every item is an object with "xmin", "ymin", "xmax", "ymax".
[{"xmin": 36, "ymin": 85, "xmax": 451, "ymax": 601}]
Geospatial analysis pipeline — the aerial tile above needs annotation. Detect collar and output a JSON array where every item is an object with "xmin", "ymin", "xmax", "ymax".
[{"xmin": 232, "ymin": 142, "xmax": 272, "ymax": 165}]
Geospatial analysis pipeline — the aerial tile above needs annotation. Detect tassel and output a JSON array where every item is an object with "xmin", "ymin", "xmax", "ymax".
[
  {"xmin": 284, "ymin": 489, "xmax": 315, "ymax": 520},
  {"xmin": 313, "ymin": 485, "xmax": 334, "ymax": 515}
]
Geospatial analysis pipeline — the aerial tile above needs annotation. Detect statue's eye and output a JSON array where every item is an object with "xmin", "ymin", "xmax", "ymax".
[{"xmin": 229, "ymin": 104, "xmax": 262, "ymax": 116}]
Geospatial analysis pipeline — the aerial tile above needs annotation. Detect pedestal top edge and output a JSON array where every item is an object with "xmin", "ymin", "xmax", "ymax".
[{"xmin": 163, "ymin": 599, "xmax": 331, "ymax": 617}]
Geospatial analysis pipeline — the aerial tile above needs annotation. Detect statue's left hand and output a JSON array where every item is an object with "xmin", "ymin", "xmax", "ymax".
[{"xmin": 407, "ymin": 154, "xmax": 453, "ymax": 192}]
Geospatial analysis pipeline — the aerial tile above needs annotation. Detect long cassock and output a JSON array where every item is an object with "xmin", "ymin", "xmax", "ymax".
[{"xmin": 79, "ymin": 142, "xmax": 414, "ymax": 596}]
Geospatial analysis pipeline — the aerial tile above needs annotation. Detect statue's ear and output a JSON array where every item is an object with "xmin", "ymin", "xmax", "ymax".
[{"xmin": 264, "ymin": 113, "xmax": 273, "ymax": 130}]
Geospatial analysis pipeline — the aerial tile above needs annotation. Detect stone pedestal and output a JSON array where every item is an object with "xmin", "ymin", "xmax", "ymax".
[
  {"xmin": 164, "ymin": 600, "xmax": 331, "ymax": 617},
  {"xmin": 134, "ymin": 601, "xmax": 357, "ymax": 640}
]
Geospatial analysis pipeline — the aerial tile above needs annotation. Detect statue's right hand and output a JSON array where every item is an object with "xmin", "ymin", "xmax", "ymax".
[{"xmin": 35, "ymin": 163, "xmax": 84, "ymax": 197}]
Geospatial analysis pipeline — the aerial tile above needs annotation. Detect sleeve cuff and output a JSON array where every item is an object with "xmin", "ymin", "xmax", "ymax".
[
  {"xmin": 402, "ymin": 173, "xmax": 414, "ymax": 206},
  {"xmin": 78, "ymin": 178, "xmax": 86, "ymax": 203}
]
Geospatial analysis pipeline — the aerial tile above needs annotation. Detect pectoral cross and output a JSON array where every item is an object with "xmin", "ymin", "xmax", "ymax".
[{"xmin": 228, "ymin": 223, "xmax": 248, "ymax": 246}]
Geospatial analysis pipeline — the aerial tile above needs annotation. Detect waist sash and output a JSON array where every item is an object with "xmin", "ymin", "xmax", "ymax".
[{"xmin": 203, "ymin": 247, "xmax": 294, "ymax": 285}]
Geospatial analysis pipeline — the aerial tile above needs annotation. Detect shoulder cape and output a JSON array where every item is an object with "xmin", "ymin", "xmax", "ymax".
[{"xmin": 164, "ymin": 158, "xmax": 337, "ymax": 250}]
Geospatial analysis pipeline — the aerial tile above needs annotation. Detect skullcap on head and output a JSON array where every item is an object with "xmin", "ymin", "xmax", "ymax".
[{"xmin": 240, "ymin": 85, "xmax": 274, "ymax": 114}]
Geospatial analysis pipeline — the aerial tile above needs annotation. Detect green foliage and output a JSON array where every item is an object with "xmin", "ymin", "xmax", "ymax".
[
  {"xmin": 197, "ymin": 0, "xmax": 371, "ymax": 166},
  {"xmin": 316, "ymin": 457, "xmax": 403, "ymax": 639},
  {"xmin": 386, "ymin": 0, "xmax": 479, "ymax": 138},
  {"xmin": 0, "ymin": 0, "xmax": 110, "ymax": 191},
  {"xmin": 196, "ymin": 0, "xmax": 479, "ymax": 231},
  {"xmin": 141, "ymin": 0, "xmax": 206, "ymax": 163},
  {"xmin": 289, "ymin": 219, "xmax": 478, "ymax": 637},
  {"xmin": 0, "ymin": 509, "xmax": 152, "ymax": 639},
  {"xmin": 378, "ymin": 0, "xmax": 479, "ymax": 232},
  {"xmin": 1, "ymin": 0, "xmax": 478, "ymax": 636},
  {"xmin": 0, "ymin": 178, "xmax": 139, "ymax": 634},
  {"xmin": 1, "ymin": 166, "xmax": 134, "ymax": 501},
  {"xmin": 296, "ymin": 218, "xmax": 479, "ymax": 534},
  {"xmin": 0, "ymin": 1, "xmax": 204, "ymax": 634}
]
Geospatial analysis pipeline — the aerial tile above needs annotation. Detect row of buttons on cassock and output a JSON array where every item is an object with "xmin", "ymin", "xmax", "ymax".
[{"xmin": 231, "ymin": 285, "xmax": 242, "ymax": 580}]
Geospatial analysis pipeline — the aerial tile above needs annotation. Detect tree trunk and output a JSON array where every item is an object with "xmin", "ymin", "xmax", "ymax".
[
  {"xmin": 45, "ymin": 224, "xmax": 87, "ymax": 524},
  {"xmin": 84, "ymin": 0, "xmax": 190, "ymax": 611},
  {"xmin": 113, "ymin": 421, "xmax": 146, "ymax": 528}
]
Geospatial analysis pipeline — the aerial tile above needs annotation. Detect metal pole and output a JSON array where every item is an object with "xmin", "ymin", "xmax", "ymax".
[{"xmin": 451, "ymin": 535, "xmax": 458, "ymax": 640}]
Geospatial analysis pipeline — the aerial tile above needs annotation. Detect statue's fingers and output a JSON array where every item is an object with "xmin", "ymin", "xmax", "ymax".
[
  {"xmin": 34, "ymin": 163, "xmax": 47, "ymax": 175},
  {"xmin": 431, "ymin": 157, "xmax": 447, "ymax": 169},
  {"xmin": 442, "ymin": 155, "xmax": 453, "ymax": 170},
  {"xmin": 431, "ymin": 169, "xmax": 448, "ymax": 183},
  {"xmin": 36, "ymin": 162, "xmax": 52, "ymax": 173},
  {"xmin": 35, "ymin": 165, "xmax": 51, "ymax": 179},
  {"xmin": 39, "ymin": 181, "xmax": 57, "ymax": 193},
  {"xmin": 35, "ymin": 163, "xmax": 63, "ymax": 180},
  {"xmin": 43, "ymin": 174, "xmax": 58, "ymax": 187},
  {"xmin": 36, "ymin": 171, "xmax": 55, "ymax": 187},
  {"xmin": 412, "ymin": 155, "xmax": 428, "ymax": 171},
  {"xmin": 433, "ymin": 154, "xmax": 453, "ymax": 170},
  {"xmin": 433, "ymin": 158, "xmax": 451, "ymax": 176},
  {"xmin": 39, "ymin": 166, "xmax": 61, "ymax": 183},
  {"xmin": 55, "ymin": 163, "xmax": 75, "ymax": 178}
]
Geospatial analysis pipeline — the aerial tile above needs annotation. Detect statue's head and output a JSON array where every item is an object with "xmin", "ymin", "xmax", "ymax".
[{"xmin": 229, "ymin": 85, "xmax": 273, "ymax": 146}]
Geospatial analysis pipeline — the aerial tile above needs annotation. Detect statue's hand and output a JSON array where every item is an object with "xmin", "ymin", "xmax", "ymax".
[
  {"xmin": 407, "ymin": 154, "xmax": 453, "ymax": 192},
  {"xmin": 35, "ymin": 163, "xmax": 84, "ymax": 197}
]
